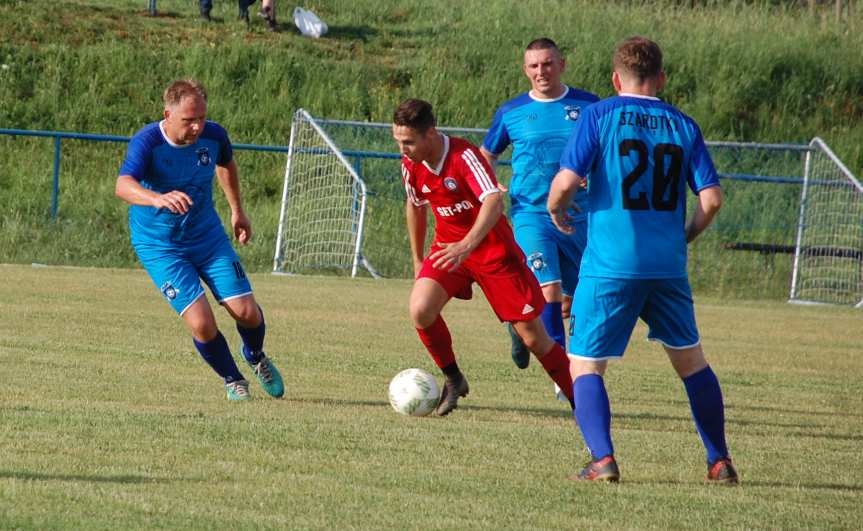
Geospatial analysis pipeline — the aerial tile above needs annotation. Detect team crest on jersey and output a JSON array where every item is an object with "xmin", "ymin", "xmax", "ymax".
[
  {"xmin": 196, "ymin": 147, "xmax": 211, "ymax": 166},
  {"xmin": 443, "ymin": 177, "xmax": 458, "ymax": 191},
  {"xmin": 527, "ymin": 252, "xmax": 546, "ymax": 272},
  {"xmin": 160, "ymin": 281, "xmax": 179, "ymax": 300},
  {"xmin": 564, "ymin": 105, "xmax": 581, "ymax": 121}
]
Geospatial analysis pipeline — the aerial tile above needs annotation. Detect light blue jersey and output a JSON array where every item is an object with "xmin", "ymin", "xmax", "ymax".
[
  {"xmin": 560, "ymin": 94, "xmax": 720, "ymax": 279},
  {"xmin": 119, "ymin": 121, "xmax": 251, "ymax": 315},
  {"xmin": 119, "ymin": 121, "xmax": 233, "ymax": 246},
  {"xmin": 483, "ymin": 86, "xmax": 599, "ymax": 219}
]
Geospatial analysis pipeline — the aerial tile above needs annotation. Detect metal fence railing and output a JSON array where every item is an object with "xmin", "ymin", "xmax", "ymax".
[{"xmin": 0, "ymin": 128, "xmax": 292, "ymax": 221}]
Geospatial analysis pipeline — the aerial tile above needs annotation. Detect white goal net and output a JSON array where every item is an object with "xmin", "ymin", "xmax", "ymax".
[
  {"xmin": 789, "ymin": 138, "xmax": 863, "ymax": 307},
  {"xmin": 273, "ymin": 109, "xmax": 374, "ymax": 277}
]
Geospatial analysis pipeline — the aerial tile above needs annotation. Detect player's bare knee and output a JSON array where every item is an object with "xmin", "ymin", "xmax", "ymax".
[
  {"xmin": 235, "ymin": 305, "xmax": 260, "ymax": 327},
  {"xmin": 409, "ymin": 302, "xmax": 438, "ymax": 329},
  {"xmin": 666, "ymin": 344, "xmax": 708, "ymax": 378},
  {"xmin": 190, "ymin": 321, "xmax": 219, "ymax": 343},
  {"xmin": 224, "ymin": 296, "xmax": 261, "ymax": 327},
  {"xmin": 571, "ymin": 358, "xmax": 606, "ymax": 378},
  {"xmin": 513, "ymin": 321, "xmax": 553, "ymax": 355},
  {"xmin": 521, "ymin": 334, "xmax": 542, "ymax": 353},
  {"xmin": 528, "ymin": 336, "xmax": 556, "ymax": 358}
]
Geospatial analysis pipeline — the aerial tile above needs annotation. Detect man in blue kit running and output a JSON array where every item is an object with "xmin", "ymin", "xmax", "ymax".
[
  {"xmin": 482, "ymin": 38, "xmax": 598, "ymax": 402},
  {"xmin": 116, "ymin": 79, "xmax": 284, "ymax": 402}
]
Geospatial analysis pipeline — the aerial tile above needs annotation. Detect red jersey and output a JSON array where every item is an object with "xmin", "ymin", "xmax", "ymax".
[{"xmin": 402, "ymin": 135, "xmax": 523, "ymax": 268}]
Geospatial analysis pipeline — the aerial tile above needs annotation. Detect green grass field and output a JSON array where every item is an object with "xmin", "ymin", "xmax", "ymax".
[{"xmin": 1, "ymin": 264, "xmax": 861, "ymax": 529}]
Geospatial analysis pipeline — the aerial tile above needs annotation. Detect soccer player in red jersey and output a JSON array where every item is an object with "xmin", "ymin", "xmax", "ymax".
[{"xmin": 393, "ymin": 98, "xmax": 574, "ymax": 416}]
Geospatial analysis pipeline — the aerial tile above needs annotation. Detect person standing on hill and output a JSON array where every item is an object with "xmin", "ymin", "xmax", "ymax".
[
  {"xmin": 199, "ymin": 0, "xmax": 270, "ymax": 28},
  {"xmin": 481, "ymin": 38, "xmax": 599, "ymax": 400},
  {"xmin": 116, "ymin": 79, "xmax": 285, "ymax": 402},
  {"xmin": 547, "ymin": 37, "xmax": 736, "ymax": 483},
  {"xmin": 393, "ymin": 98, "xmax": 575, "ymax": 416},
  {"xmin": 258, "ymin": 0, "xmax": 278, "ymax": 31}
]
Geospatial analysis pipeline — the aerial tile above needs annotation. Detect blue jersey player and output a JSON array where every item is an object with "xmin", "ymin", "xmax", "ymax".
[
  {"xmin": 547, "ymin": 37, "xmax": 737, "ymax": 483},
  {"xmin": 115, "ymin": 79, "xmax": 284, "ymax": 402},
  {"xmin": 481, "ymin": 38, "xmax": 599, "ymax": 382}
]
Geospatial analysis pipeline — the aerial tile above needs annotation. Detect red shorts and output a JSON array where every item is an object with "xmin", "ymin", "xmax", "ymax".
[{"xmin": 417, "ymin": 257, "xmax": 545, "ymax": 322}]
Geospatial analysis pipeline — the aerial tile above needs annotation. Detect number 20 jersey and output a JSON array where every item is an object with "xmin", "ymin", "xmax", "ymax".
[{"xmin": 559, "ymin": 94, "xmax": 720, "ymax": 279}]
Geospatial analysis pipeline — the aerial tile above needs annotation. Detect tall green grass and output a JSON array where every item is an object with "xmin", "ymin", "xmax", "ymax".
[{"xmin": 1, "ymin": 0, "xmax": 861, "ymax": 279}]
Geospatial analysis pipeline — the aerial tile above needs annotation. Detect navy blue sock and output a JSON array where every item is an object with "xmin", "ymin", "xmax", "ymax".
[
  {"xmin": 683, "ymin": 366, "xmax": 729, "ymax": 464},
  {"xmin": 193, "ymin": 331, "xmax": 244, "ymax": 383},
  {"xmin": 540, "ymin": 301, "xmax": 565, "ymax": 347},
  {"xmin": 237, "ymin": 306, "xmax": 266, "ymax": 364},
  {"xmin": 573, "ymin": 374, "xmax": 614, "ymax": 460}
]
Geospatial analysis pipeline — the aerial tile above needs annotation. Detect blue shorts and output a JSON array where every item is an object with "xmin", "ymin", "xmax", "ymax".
[
  {"xmin": 512, "ymin": 213, "xmax": 586, "ymax": 297},
  {"xmin": 134, "ymin": 234, "xmax": 252, "ymax": 315},
  {"xmin": 569, "ymin": 276, "xmax": 700, "ymax": 360}
]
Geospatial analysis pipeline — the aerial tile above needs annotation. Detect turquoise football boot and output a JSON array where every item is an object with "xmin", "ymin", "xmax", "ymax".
[
  {"xmin": 225, "ymin": 379, "xmax": 251, "ymax": 401},
  {"xmin": 244, "ymin": 348, "xmax": 285, "ymax": 398}
]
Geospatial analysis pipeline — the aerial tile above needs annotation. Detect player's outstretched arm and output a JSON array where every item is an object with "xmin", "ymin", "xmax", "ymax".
[
  {"xmin": 429, "ymin": 191, "xmax": 504, "ymax": 271},
  {"xmin": 216, "ymin": 160, "xmax": 252, "ymax": 245},
  {"xmin": 685, "ymin": 185, "xmax": 723, "ymax": 243},
  {"xmin": 405, "ymin": 198, "xmax": 428, "ymax": 276},
  {"xmin": 547, "ymin": 168, "xmax": 583, "ymax": 233},
  {"xmin": 115, "ymin": 175, "xmax": 193, "ymax": 214}
]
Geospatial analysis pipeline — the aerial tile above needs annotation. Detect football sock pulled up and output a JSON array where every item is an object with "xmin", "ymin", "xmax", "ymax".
[
  {"xmin": 683, "ymin": 366, "xmax": 729, "ymax": 464},
  {"xmin": 540, "ymin": 301, "xmax": 566, "ymax": 348},
  {"xmin": 194, "ymin": 331, "xmax": 244, "ymax": 383},
  {"xmin": 416, "ymin": 315, "xmax": 456, "ymax": 369},
  {"xmin": 237, "ymin": 305, "xmax": 266, "ymax": 364},
  {"xmin": 573, "ymin": 374, "xmax": 614, "ymax": 460},
  {"xmin": 538, "ymin": 342, "xmax": 574, "ymax": 406}
]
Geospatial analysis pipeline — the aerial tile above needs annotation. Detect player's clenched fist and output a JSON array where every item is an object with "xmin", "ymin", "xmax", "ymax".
[{"xmin": 153, "ymin": 190, "xmax": 193, "ymax": 214}]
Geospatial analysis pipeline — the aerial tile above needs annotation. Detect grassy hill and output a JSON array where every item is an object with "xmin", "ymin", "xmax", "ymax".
[{"xmin": 1, "ymin": 0, "xmax": 861, "ymax": 272}]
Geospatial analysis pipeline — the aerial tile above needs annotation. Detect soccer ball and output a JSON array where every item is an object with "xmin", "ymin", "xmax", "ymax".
[{"xmin": 388, "ymin": 368, "xmax": 440, "ymax": 417}]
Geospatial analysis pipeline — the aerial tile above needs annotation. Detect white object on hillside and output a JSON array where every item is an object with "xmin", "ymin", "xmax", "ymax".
[{"xmin": 293, "ymin": 7, "xmax": 328, "ymax": 38}]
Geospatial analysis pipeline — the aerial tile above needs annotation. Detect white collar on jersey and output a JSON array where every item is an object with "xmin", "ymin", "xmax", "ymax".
[
  {"xmin": 159, "ymin": 120, "xmax": 194, "ymax": 148},
  {"xmin": 528, "ymin": 84, "xmax": 569, "ymax": 102},
  {"xmin": 619, "ymin": 92, "xmax": 661, "ymax": 101},
  {"xmin": 422, "ymin": 133, "xmax": 450, "ymax": 175}
]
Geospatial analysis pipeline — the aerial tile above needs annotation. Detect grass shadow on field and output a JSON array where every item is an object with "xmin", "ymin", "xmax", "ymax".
[
  {"xmin": 617, "ymin": 478, "xmax": 863, "ymax": 492},
  {"xmin": 616, "ymin": 412, "xmax": 862, "ymax": 441},
  {"xmin": 731, "ymin": 480, "xmax": 863, "ymax": 492},
  {"xmin": 287, "ymin": 397, "xmax": 575, "ymax": 419},
  {"xmin": 727, "ymin": 403, "xmax": 863, "ymax": 420},
  {"xmin": 633, "ymin": 398, "xmax": 863, "ymax": 421},
  {"xmin": 325, "ymin": 25, "xmax": 378, "ymax": 42},
  {"xmin": 459, "ymin": 404, "xmax": 573, "ymax": 418},
  {"xmin": 288, "ymin": 397, "xmax": 389, "ymax": 408},
  {"xmin": 0, "ymin": 470, "xmax": 180, "ymax": 484}
]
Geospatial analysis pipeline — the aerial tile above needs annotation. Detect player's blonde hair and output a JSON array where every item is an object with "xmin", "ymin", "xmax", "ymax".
[
  {"xmin": 613, "ymin": 37, "xmax": 663, "ymax": 82},
  {"xmin": 163, "ymin": 79, "xmax": 208, "ymax": 108}
]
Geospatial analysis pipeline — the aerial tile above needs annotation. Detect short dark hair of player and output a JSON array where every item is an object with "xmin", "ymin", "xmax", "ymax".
[
  {"xmin": 163, "ymin": 79, "xmax": 208, "ymax": 108},
  {"xmin": 393, "ymin": 99, "xmax": 437, "ymax": 133},
  {"xmin": 613, "ymin": 36, "xmax": 663, "ymax": 82},
  {"xmin": 525, "ymin": 37, "xmax": 560, "ymax": 54}
]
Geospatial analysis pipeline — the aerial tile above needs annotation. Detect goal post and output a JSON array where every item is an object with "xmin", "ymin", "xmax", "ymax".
[
  {"xmin": 789, "ymin": 137, "xmax": 863, "ymax": 307},
  {"xmin": 273, "ymin": 109, "xmax": 377, "ymax": 277},
  {"xmin": 272, "ymin": 110, "xmax": 862, "ymax": 308}
]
